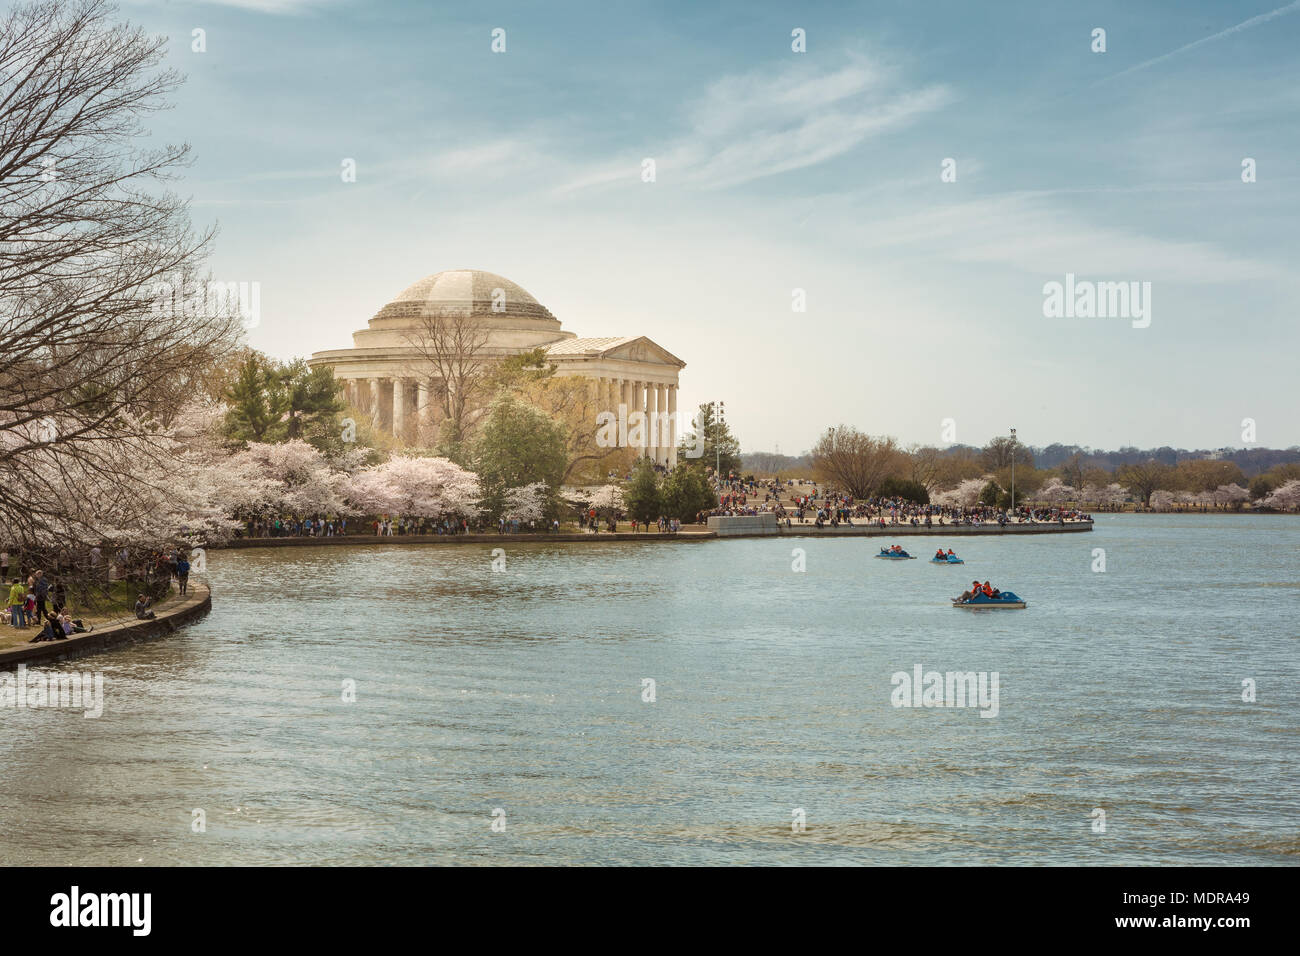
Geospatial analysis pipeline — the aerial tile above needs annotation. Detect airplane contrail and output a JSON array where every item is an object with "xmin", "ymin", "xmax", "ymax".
[{"xmin": 1098, "ymin": 0, "xmax": 1300, "ymax": 83}]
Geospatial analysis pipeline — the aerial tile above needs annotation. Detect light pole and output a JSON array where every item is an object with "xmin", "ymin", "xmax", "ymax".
[
  {"xmin": 709, "ymin": 400, "xmax": 726, "ymax": 480},
  {"xmin": 1009, "ymin": 428, "xmax": 1017, "ymax": 514}
]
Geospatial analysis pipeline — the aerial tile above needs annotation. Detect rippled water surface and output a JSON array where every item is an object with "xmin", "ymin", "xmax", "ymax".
[{"xmin": 1, "ymin": 515, "xmax": 1296, "ymax": 865}]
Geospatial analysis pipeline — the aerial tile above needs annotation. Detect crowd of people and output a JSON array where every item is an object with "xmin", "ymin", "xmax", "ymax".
[
  {"xmin": 4, "ymin": 568, "xmax": 92, "ymax": 641},
  {"xmin": 694, "ymin": 477, "xmax": 1096, "ymax": 530},
  {"xmin": 240, "ymin": 516, "xmax": 350, "ymax": 537},
  {"xmin": 2, "ymin": 545, "xmax": 191, "ymax": 642}
]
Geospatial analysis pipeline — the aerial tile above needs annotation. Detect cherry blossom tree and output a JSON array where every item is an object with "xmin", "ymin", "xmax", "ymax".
[
  {"xmin": 504, "ymin": 482, "xmax": 549, "ymax": 523},
  {"xmin": 587, "ymin": 484, "xmax": 625, "ymax": 513},
  {"xmin": 1262, "ymin": 479, "xmax": 1300, "ymax": 512},
  {"xmin": 1213, "ymin": 483, "xmax": 1250, "ymax": 510},
  {"xmin": 225, "ymin": 439, "xmax": 348, "ymax": 516},
  {"xmin": 932, "ymin": 477, "xmax": 986, "ymax": 509},
  {"xmin": 1033, "ymin": 477, "xmax": 1076, "ymax": 504},
  {"xmin": 1149, "ymin": 490, "xmax": 1177, "ymax": 511},
  {"xmin": 346, "ymin": 455, "xmax": 480, "ymax": 518}
]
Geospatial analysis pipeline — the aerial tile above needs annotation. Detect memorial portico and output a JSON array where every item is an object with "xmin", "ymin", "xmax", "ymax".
[{"xmin": 309, "ymin": 270, "xmax": 686, "ymax": 467}]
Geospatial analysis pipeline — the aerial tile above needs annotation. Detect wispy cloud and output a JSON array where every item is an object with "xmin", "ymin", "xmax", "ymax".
[
  {"xmin": 1098, "ymin": 1, "xmax": 1300, "ymax": 83},
  {"xmin": 558, "ymin": 58, "xmax": 951, "ymax": 193}
]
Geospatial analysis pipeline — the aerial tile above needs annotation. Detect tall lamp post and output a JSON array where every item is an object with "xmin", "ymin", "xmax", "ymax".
[
  {"xmin": 1009, "ymin": 428, "xmax": 1017, "ymax": 514},
  {"xmin": 710, "ymin": 400, "xmax": 726, "ymax": 479}
]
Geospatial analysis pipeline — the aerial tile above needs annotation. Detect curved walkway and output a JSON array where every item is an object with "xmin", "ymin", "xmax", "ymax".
[{"xmin": 0, "ymin": 583, "xmax": 212, "ymax": 671}]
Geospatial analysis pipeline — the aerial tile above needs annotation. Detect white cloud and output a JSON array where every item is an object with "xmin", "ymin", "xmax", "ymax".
[{"xmin": 558, "ymin": 57, "xmax": 951, "ymax": 193}]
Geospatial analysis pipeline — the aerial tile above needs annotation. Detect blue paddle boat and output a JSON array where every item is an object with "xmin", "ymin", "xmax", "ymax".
[
  {"xmin": 952, "ymin": 590, "xmax": 1027, "ymax": 609},
  {"xmin": 930, "ymin": 553, "xmax": 964, "ymax": 564},
  {"xmin": 875, "ymin": 547, "xmax": 916, "ymax": 560}
]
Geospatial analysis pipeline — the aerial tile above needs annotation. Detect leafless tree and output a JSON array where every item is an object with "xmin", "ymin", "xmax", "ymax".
[
  {"xmin": 401, "ymin": 310, "xmax": 491, "ymax": 449},
  {"xmin": 0, "ymin": 0, "xmax": 240, "ymax": 549},
  {"xmin": 811, "ymin": 426, "xmax": 904, "ymax": 499}
]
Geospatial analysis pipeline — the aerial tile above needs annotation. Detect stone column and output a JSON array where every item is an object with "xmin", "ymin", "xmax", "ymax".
[
  {"xmin": 647, "ymin": 382, "xmax": 659, "ymax": 464},
  {"xmin": 417, "ymin": 381, "xmax": 430, "ymax": 433},
  {"xmin": 369, "ymin": 379, "xmax": 381, "ymax": 421},
  {"xmin": 630, "ymin": 380, "xmax": 644, "ymax": 457},
  {"xmin": 647, "ymin": 385, "xmax": 660, "ymax": 468},
  {"xmin": 392, "ymin": 377, "xmax": 405, "ymax": 437},
  {"xmin": 667, "ymin": 384, "xmax": 678, "ymax": 468}
]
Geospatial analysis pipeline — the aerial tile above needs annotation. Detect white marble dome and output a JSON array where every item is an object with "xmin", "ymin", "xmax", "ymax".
[{"xmin": 374, "ymin": 269, "xmax": 556, "ymax": 324}]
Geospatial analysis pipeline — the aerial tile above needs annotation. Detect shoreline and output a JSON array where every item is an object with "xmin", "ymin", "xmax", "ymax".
[
  {"xmin": 214, "ymin": 520, "xmax": 1095, "ymax": 549},
  {"xmin": 0, "ymin": 583, "xmax": 211, "ymax": 671}
]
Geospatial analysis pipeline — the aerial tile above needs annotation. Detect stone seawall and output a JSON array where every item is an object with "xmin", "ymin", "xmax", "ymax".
[
  {"xmin": 218, "ymin": 522, "xmax": 1091, "ymax": 549},
  {"xmin": 777, "ymin": 521, "xmax": 1093, "ymax": 537},
  {"xmin": 0, "ymin": 583, "xmax": 212, "ymax": 671},
  {"xmin": 706, "ymin": 515, "xmax": 1093, "ymax": 537},
  {"xmin": 708, "ymin": 514, "xmax": 781, "ymax": 536},
  {"xmin": 218, "ymin": 532, "xmax": 715, "ymax": 549}
]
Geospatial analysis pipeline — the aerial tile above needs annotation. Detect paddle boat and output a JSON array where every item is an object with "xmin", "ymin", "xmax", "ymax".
[
  {"xmin": 930, "ymin": 552, "xmax": 964, "ymax": 564},
  {"xmin": 952, "ymin": 590, "xmax": 1027, "ymax": 609},
  {"xmin": 875, "ymin": 547, "xmax": 916, "ymax": 560}
]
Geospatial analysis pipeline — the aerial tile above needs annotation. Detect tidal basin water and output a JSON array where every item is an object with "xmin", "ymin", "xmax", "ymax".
[{"xmin": 1, "ymin": 515, "xmax": 1296, "ymax": 866}]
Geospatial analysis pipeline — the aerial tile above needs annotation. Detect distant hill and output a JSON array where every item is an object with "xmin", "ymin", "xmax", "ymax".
[
  {"xmin": 743, "ymin": 444, "xmax": 1300, "ymax": 477},
  {"xmin": 1027, "ymin": 444, "xmax": 1300, "ymax": 476}
]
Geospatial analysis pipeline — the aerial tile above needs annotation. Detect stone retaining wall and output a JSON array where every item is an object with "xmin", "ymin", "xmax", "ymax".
[
  {"xmin": 708, "ymin": 514, "xmax": 781, "ymax": 536},
  {"xmin": 217, "ymin": 532, "xmax": 714, "ymax": 548},
  {"xmin": 0, "ymin": 583, "xmax": 212, "ymax": 671},
  {"xmin": 777, "ymin": 521, "xmax": 1093, "ymax": 537}
]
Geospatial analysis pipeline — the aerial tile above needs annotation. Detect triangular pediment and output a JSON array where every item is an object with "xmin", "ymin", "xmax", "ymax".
[{"xmin": 602, "ymin": 336, "xmax": 685, "ymax": 367}]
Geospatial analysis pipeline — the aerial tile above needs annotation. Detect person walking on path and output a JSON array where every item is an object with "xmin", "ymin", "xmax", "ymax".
[{"xmin": 176, "ymin": 555, "xmax": 190, "ymax": 596}]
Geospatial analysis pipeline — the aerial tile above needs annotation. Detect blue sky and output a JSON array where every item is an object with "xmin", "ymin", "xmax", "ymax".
[{"xmin": 124, "ymin": 0, "xmax": 1300, "ymax": 454}]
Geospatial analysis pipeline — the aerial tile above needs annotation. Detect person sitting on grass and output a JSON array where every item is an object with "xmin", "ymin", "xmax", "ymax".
[{"xmin": 134, "ymin": 594, "xmax": 156, "ymax": 620}]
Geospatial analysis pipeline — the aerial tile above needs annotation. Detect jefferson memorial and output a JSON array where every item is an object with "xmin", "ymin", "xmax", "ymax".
[{"xmin": 308, "ymin": 269, "xmax": 686, "ymax": 467}]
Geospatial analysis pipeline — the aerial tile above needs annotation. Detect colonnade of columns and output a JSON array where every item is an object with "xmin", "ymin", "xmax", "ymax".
[
  {"xmin": 338, "ymin": 374, "xmax": 679, "ymax": 469},
  {"xmin": 593, "ymin": 376, "xmax": 678, "ymax": 469},
  {"xmin": 341, "ymin": 376, "xmax": 430, "ymax": 441}
]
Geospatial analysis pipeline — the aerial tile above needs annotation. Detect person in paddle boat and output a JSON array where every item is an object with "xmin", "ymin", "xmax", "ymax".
[
  {"xmin": 935, "ymin": 548, "xmax": 946, "ymax": 560},
  {"xmin": 890, "ymin": 544, "xmax": 904, "ymax": 554},
  {"xmin": 957, "ymin": 581, "xmax": 1001, "ymax": 602},
  {"xmin": 947, "ymin": 549, "xmax": 956, "ymax": 557}
]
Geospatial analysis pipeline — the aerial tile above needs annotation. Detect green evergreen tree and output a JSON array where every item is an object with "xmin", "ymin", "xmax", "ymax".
[
  {"xmin": 282, "ymin": 359, "xmax": 346, "ymax": 451},
  {"xmin": 473, "ymin": 395, "xmax": 567, "ymax": 519},
  {"xmin": 222, "ymin": 353, "xmax": 287, "ymax": 443},
  {"xmin": 979, "ymin": 480, "xmax": 1002, "ymax": 507},
  {"xmin": 659, "ymin": 464, "xmax": 715, "ymax": 520},
  {"xmin": 677, "ymin": 402, "xmax": 741, "ymax": 477},
  {"xmin": 624, "ymin": 459, "xmax": 662, "ymax": 524}
]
